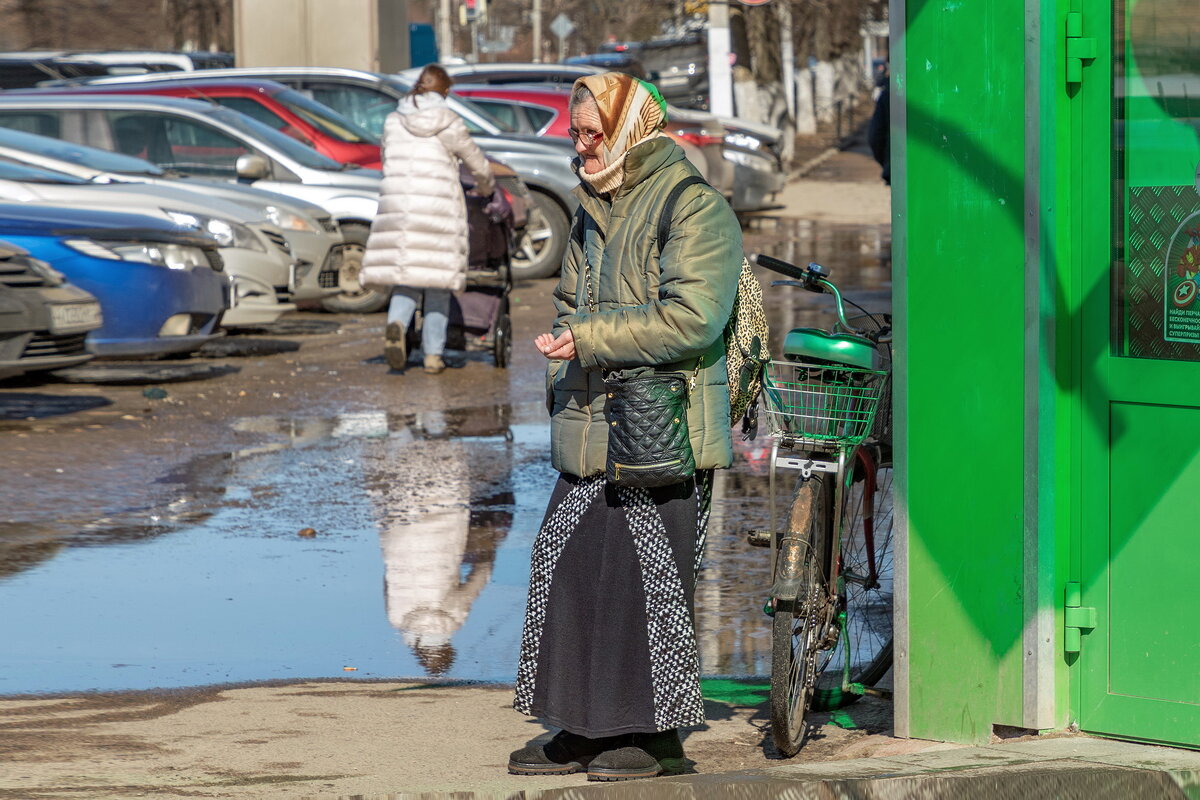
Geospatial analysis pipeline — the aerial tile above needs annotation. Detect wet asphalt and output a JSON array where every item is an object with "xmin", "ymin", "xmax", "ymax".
[{"xmin": 0, "ymin": 217, "xmax": 891, "ymax": 696}]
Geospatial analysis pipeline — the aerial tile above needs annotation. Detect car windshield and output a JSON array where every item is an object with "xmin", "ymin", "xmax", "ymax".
[
  {"xmin": 378, "ymin": 74, "xmax": 510, "ymax": 135},
  {"xmin": 208, "ymin": 106, "xmax": 345, "ymax": 170},
  {"xmin": 0, "ymin": 156, "xmax": 88, "ymax": 184},
  {"xmin": 0, "ymin": 126, "xmax": 164, "ymax": 176},
  {"xmin": 272, "ymin": 87, "xmax": 379, "ymax": 144}
]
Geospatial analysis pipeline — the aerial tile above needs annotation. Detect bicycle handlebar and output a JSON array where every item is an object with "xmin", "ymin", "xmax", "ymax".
[
  {"xmin": 750, "ymin": 253, "xmax": 891, "ymax": 344},
  {"xmin": 751, "ymin": 253, "xmax": 811, "ymax": 283}
]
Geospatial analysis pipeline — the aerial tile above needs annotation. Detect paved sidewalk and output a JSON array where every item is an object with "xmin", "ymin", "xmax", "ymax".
[{"xmin": 516, "ymin": 737, "xmax": 1200, "ymax": 800}]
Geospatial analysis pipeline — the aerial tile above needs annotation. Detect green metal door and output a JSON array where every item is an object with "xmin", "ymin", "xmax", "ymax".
[{"xmin": 1078, "ymin": 0, "xmax": 1200, "ymax": 746}]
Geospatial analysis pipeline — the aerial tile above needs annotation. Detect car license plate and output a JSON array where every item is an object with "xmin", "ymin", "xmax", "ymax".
[{"xmin": 48, "ymin": 302, "xmax": 102, "ymax": 334}]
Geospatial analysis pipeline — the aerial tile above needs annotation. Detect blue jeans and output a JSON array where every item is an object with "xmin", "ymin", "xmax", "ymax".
[{"xmin": 387, "ymin": 287, "xmax": 450, "ymax": 357}]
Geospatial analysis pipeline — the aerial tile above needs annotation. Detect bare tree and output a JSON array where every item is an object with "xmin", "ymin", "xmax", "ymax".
[{"xmin": 1, "ymin": 0, "xmax": 232, "ymax": 52}]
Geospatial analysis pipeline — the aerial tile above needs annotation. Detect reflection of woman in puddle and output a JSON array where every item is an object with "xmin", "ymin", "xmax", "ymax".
[
  {"xmin": 375, "ymin": 411, "xmax": 507, "ymax": 676},
  {"xmin": 381, "ymin": 507, "xmax": 480, "ymax": 675}
]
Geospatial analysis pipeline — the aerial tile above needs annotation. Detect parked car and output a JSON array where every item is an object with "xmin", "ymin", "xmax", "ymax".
[
  {"xmin": 19, "ymin": 79, "xmax": 385, "ymax": 169},
  {"xmin": 0, "ymin": 55, "xmax": 113, "ymax": 90},
  {"xmin": 0, "ymin": 154, "xmax": 294, "ymax": 327},
  {"xmin": 0, "ymin": 204, "xmax": 226, "ymax": 358},
  {"xmin": 0, "ymin": 238, "xmax": 100, "ymax": 379},
  {"xmin": 426, "ymin": 62, "xmax": 790, "ymax": 166},
  {"xmin": 452, "ymin": 84, "xmax": 785, "ymax": 212},
  {"xmin": 564, "ymin": 53, "xmax": 648, "ymax": 80},
  {"xmin": 452, "ymin": 84, "xmax": 735, "ymax": 204},
  {"xmin": 0, "ymin": 93, "xmax": 386, "ymax": 309},
  {"xmin": 0, "ymin": 50, "xmax": 232, "ymax": 90},
  {"xmin": 0, "ymin": 125, "xmax": 345, "ymax": 304},
  {"xmin": 600, "ymin": 37, "xmax": 710, "ymax": 110},
  {"xmin": 70, "ymin": 66, "xmax": 583, "ymax": 280}
]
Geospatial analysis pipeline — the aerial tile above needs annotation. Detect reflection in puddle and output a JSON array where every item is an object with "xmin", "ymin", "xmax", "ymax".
[{"xmin": 0, "ymin": 403, "xmax": 549, "ymax": 693}]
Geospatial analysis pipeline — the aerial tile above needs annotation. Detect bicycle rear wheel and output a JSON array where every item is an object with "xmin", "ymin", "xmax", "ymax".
[
  {"xmin": 812, "ymin": 448, "xmax": 896, "ymax": 710},
  {"xmin": 770, "ymin": 473, "xmax": 834, "ymax": 757}
]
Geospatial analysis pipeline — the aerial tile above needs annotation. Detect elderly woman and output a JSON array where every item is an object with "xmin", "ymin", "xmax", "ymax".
[{"xmin": 509, "ymin": 73, "xmax": 742, "ymax": 781}]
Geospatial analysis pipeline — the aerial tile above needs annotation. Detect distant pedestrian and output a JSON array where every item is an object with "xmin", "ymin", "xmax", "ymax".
[
  {"xmin": 509, "ymin": 72, "xmax": 741, "ymax": 781},
  {"xmin": 361, "ymin": 63, "xmax": 494, "ymax": 374},
  {"xmin": 867, "ymin": 85, "xmax": 890, "ymax": 186}
]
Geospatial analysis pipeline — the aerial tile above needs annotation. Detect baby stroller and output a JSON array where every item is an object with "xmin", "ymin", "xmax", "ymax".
[{"xmin": 406, "ymin": 166, "xmax": 518, "ymax": 368}]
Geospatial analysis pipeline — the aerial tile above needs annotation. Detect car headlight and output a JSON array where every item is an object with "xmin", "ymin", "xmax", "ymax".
[
  {"xmin": 25, "ymin": 257, "xmax": 65, "ymax": 286},
  {"xmin": 163, "ymin": 209, "xmax": 266, "ymax": 252},
  {"xmin": 263, "ymin": 205, "xmax": 322, "ymax": 234},
  {"xmin": 64, "ymin": 239, "xmax": 209, "ymax": 270},
  {"xmin": 725, "ymin": 132, "xmax": 763, "ymax": 151},
  {"xmin": 723, "ymin": 149, "xmax": 777, "ymax": 173}
]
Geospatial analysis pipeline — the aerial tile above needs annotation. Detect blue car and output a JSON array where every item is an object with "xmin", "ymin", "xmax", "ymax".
[{"xmin": 0, "ymin": 204, "xmax": 228, "ymax": 357}]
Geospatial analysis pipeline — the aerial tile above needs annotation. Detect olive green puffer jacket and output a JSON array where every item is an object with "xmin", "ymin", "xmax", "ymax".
[{"xmin": 547, "ymin": 136, "xmax": 743, "ymax": 478}]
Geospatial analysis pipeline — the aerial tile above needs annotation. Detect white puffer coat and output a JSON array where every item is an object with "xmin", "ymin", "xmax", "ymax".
[{"xmin": 362, "ymin": 93, "xmax": 495, "ymax": 292}]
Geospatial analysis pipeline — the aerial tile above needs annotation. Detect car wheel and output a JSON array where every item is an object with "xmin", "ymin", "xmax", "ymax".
[
  {"xmin": 511, "ymin": 190, "xmax": 569, "ymax": 280},
  {"xmin": 320, "ymin": 223, "xmax": 388, "ymax": 313}
]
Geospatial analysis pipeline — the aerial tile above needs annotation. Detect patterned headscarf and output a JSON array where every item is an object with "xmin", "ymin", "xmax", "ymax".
[{"xmin": 573, "ymin": 72, "xmax": 668, "ymax": 167}]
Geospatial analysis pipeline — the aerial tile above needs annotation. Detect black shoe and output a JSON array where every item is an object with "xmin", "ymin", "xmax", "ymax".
[
  {"xmin": 508, "ymin": 731, "xmax": 616, "ymax": 776},
  {"xmin": 586, "ymin": 730, "xmax": 686, "ymax": 782},
  {"xmin": 384, "ymin": 323, "xmax": 407, "ymax": 370},
  {"xmin": 634, "ymin": 729, "xmax": 686, "ymax": 773}
]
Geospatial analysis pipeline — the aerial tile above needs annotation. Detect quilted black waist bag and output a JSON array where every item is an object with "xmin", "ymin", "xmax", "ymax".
[{"xmin": 603, "ymin": 369, "xmax": 696, "ymax": 488}]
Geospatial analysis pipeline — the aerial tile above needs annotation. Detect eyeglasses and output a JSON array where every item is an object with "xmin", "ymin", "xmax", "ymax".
[{"xmin": 568, "ymin": 127, "xmax": 604, "ymax": 146}]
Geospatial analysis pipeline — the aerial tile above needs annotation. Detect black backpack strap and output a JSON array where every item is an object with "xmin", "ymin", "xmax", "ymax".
[{"xmin": 656, "ymin": 175, "xmax": 711, "ymax": 256}]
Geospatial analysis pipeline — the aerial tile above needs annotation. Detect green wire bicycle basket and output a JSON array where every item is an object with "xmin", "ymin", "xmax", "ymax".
[{"xmin": 761, "ymin": 360, "xmax": 888, "ymax": 446}]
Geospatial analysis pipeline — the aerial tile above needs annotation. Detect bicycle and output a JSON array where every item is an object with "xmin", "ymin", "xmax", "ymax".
[{"xmin": 746, "ymin": 254, "xmax": 895, "ymax": 758}]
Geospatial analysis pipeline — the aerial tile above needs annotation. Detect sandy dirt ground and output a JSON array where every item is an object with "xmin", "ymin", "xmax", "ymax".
[
  {"xmin": 0, "ymin": 680, "xmax": 949, "ymax": 799},
  {"xmin": 0, "ymin": 148, "xmax": 909, "ymax": 799}
]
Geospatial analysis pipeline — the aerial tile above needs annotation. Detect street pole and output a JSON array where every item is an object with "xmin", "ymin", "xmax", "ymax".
[
  {"xmin": 438, "ymin": 0, "xmax": 453, "ymax": 60},
  {"xmin": 470, "ymin": 17, "xmax": 479, "ymax": 62},
  {"xmin": 707, "ymin": 0, "xmax": 734, "ymax": 116},
  {"xmin": 531, "ymin": 0, "xmax": 542, "ymax": 63}
]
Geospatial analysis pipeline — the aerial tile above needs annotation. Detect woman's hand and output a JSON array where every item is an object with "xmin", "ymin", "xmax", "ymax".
[{"xmin": 535, "ymin": 330, "xmax": 576, "ymax": 360}]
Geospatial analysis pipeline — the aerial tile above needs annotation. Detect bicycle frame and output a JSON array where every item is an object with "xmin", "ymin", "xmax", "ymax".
[{"xmin": 758, "ymin": 256, "xmax": 890, "ymax": 700}]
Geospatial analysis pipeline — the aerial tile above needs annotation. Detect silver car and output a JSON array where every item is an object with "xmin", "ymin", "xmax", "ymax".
[
  {"xmin": 0, "ymin": 157, "xmax": 296, "ymax": 328},
  {"xmin": 70, "ymin": 66, "xmax": 583, "ymax": 280},
  {"xmin": 0, "ymin": 125, "xmax": 344, "ymax": 304}
]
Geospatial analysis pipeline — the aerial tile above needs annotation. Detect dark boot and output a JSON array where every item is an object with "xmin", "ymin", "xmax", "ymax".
[
  {"xmin": 633, "ymin": 729, "xmax": 687, "ymax": 774},
  {"xmin": 586, "ymin": 730, "xmax": 685, "ymax": 782},
  {"xmin": 508, "ymin": 731, "xmax": 616, "ymax": 776}
]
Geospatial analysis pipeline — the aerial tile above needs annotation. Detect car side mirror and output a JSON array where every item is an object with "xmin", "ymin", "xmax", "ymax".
[{"xmin": 235, "ymin": 154, "xmax": 271, "ymax": 181}]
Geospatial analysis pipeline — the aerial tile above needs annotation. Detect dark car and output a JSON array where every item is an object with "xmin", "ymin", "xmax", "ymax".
[
  {"xmin": 564, "ymin": 53, "xmax": 648, "ymax": 80},
  {"xmin": 0, "ymin": 204, "xmax": 227, "ymax": 358},
  {"xmin": 0, "ymin": 238, "xmax": 101, "ymax": 379}
]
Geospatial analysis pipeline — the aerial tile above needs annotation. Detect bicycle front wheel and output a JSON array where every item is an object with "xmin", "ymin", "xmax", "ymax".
[
  {"xmin": 770, "ymin": 473, "xmax": 834, "ymax": 757},
  {"xmin": 813, "ymin": 448, "xmax": 896, "ymax": 710}
]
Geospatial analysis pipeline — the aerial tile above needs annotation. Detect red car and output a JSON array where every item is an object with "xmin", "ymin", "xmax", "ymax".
[
  {"xmin": 13, "ymin": 79, "xmax": 384, "ymax": 169},
  {"xmin": 454, "ymin": 84, "xmax": 732, "ymax": 197}
]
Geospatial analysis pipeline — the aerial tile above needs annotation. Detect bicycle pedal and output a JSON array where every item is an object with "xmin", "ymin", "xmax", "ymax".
[{"xmin": 746, "ymin": 530, "xmax": 772, "ymax": 548}]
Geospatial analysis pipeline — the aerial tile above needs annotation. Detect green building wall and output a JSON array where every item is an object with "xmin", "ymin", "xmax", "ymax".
[{"xmin": 894, "ymin": 0, "xmax": 1064, "ymax": 743}]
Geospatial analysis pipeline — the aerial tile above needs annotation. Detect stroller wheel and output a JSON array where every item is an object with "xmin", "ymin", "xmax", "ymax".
[{"xmin": 493, "ymin": 313, "xmax": 512, "ymax": 368}]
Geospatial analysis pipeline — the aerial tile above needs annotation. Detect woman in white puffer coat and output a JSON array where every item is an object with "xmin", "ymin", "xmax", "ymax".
[{"xmin": 362, "ymin": 64, "xmax": 495, "ymax": 374}]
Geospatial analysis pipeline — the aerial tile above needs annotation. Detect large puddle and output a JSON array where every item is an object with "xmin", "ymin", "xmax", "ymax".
[{"xmin": 0, "ymin": 221, "xmax": 891, "ymax": 694}]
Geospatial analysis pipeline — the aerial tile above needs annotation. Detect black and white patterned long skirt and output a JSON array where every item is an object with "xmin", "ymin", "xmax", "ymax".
[{"xmin": 513, "ymin": 470, "xmax": 714, "ymax": 737}]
